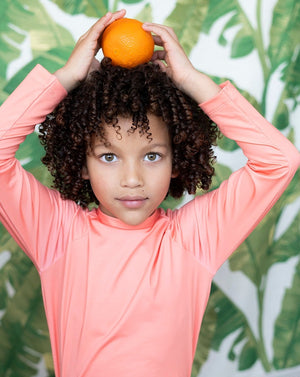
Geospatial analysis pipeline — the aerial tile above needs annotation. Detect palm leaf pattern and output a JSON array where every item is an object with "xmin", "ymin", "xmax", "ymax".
[{"xmin": 0, "ymin": 0, "xmax": 299, "ymax": 375}]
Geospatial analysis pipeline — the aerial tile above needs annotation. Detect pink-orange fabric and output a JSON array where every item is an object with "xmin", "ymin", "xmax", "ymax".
[{"xmin": 0, "ymin": 65, "xmax": 299, "ymax": 377}]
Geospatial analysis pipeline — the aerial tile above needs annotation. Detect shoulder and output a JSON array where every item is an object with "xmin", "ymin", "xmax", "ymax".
[{"xmin": 160, "ymin": 194, "xmax": 211, "ymax": 239}]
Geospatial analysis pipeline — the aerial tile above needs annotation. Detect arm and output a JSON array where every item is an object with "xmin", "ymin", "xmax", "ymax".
[
  {"xmin": 171, "ymin": 81, "xmax": 299, "ymax": 272},
  {"xmin": 0, "ymin": 65, "xmax": 72, "ymax": 270},
  {"xmin": 0, "ymin": 10, "xmax": 126, "ymax": 270},
  {"xmin": 143, "ymin": 22, "xmax": 300, "ymax": 272}
]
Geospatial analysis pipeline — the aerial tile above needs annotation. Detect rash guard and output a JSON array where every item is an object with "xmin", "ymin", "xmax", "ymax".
[{"xmin": 0, "ymin": 65, "xmax": 299, "ymax": 377}]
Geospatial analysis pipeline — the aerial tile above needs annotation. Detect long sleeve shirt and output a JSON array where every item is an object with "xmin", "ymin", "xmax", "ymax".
[{"xmin": 0, "ymin": 64, "xmax": 299, "ymax": 377}]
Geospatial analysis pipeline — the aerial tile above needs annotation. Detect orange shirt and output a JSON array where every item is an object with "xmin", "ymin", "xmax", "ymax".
[{"xmin": 0, "ymin": 65, "xmax": 299, "ymax": 377}]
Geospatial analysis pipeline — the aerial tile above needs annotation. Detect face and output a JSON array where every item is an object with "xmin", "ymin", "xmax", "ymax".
[{"xmin": 82, "ymin": 114, "xmax": 176, "ymax": 226}]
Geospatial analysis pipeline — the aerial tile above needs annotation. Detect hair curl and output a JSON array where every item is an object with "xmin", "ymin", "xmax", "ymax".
[{"xmin": 39, "ymin": 58, "xmax": 219, "ymax": 208}]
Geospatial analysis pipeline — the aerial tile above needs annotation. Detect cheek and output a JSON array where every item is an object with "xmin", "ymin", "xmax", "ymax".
[
  {"xmin": 87, "ymin": 167, "xmax": 114, "ymax": 200},
  {"xmin": 149, "ymin": 166, "xmax": 172, "ymax": 192}
]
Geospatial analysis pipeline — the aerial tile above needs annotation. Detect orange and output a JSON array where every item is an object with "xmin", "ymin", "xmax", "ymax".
[{"xmin": 101, "ymin": 18, "xmax": 154, "ymax": 68}]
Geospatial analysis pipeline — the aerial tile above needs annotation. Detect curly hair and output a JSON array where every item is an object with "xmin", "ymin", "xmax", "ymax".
[{"xmin": 39, "ymin": 58, "xmax": 219, "ymax": 208}]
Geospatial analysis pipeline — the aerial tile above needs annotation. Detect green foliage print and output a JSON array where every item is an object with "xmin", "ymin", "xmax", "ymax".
[
  {"xmin": 0, "ymin": 0, "xmax": 299, "ymax": 376},
  {"xmin": 193, "ymin": 0, "xmax": 300, "ymax": 374},
  {"xmin": 52, "ymin": 0, "xmax": 109, "ymax": 17}
]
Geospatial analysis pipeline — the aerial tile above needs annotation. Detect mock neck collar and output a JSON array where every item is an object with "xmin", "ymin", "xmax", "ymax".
[{"xmin": 96, "ymin": 208, "xmax": 161, "ymax": 230}]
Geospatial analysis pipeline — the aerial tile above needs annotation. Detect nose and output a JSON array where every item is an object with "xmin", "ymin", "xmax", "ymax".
[{"xmin": 120, "ymin": 161, "xmax": 143, "ymax": 188}]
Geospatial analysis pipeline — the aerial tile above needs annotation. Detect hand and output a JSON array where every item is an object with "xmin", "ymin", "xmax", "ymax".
[
  {"xmin": 142, "ymin": 22, "xmax": 220, "ymax": 103},
  {"xmin": 55, "ymin": 9, "xmax": 126, "ymax": 92}
]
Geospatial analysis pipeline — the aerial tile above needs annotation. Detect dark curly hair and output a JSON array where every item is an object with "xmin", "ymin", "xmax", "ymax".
[{"xmin": 39, "ymin": 58, "xmax": 219, "ymax": 208}]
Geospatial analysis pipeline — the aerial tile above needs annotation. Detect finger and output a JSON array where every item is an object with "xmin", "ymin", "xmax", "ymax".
[
  {"xmin": 143, "ymin": 22, "xmax": 178, "ymax": 41},
  {"xmin": 151, "ymin": 49, "xmax": 166, "ymax": 62},
  {"xmin": 78, "ymin": 13, "xmax": 111, "ymax": 42},
  {"xmin": 152, "ymin": 59, "xmax": 167, "ymax": 72},
  {"xmin": 90, "ymin": 10, "xmax": 125, "ymax": 35},
  {"xmin": 81, "ymin": 10, "xmax": 126, "ymax": 55},
  {"xmin": 106, "ymin": 9, "xmax": 126, "ymax": 26},
  {"xmin": 152, "ymin": 35, "xmax": 164, "ymax": 47}
]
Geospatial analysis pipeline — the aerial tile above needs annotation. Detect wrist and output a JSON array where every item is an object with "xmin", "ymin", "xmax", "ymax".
[
  {"xmin": 181, "ymin": 70, "xmax": 221, "ymax": 104},
  {"xmin": 54, "ymin": 67, "xmax": 79, "ymax": 92}
]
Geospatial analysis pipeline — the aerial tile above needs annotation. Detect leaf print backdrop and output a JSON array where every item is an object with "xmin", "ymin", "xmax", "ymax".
[{"xmin": 0, "ymin": 0, "xmax": 299, "ymax": 376}]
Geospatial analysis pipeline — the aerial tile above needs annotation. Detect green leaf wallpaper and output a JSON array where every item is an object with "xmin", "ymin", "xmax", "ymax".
[{"xmin": 0, "ymin": 0, "xmax": 299, "ymax": 376}]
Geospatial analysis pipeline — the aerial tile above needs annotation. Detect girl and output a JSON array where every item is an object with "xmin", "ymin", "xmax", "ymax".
[{"xmin": 0, "ymin": 9, "xmax": 299, "ymax": 377}]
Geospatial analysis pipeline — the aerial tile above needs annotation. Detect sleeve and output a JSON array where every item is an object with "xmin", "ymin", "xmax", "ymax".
[
  {"xmin": 169, "ymin": 81, "xmax": 300, "ymax": 274},
  {"xmin": 0, "ymin": 64, "xmax": 79, "ymax": 272}
]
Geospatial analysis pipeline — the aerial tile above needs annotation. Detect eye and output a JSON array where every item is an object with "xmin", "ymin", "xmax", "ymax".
[
  {"xmin": 144, "ymin": 152, "xmax": 161, "ymax": 162},
  {"xmin": 99, "ymin": 153, "xmax": 117, "ymax": 163}
]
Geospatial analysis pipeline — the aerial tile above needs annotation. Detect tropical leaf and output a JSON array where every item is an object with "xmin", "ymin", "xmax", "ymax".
[
  {"xmin": 0, "ymin": 1, "xmax": 299, "ymax": 377},
  {"xmin": 273, "ymin": 258, "xmax": 300, "ymax": 369},
  {"xmin": 0, "ymin": 1, "xmax": 28, "ymax": 79},
  {"xmin": 268, "ymin": 0, "xmax": 300, "ymax": 72},
  {"xmin": 121, "ymin": 0, "xmax": 144, "ymax": 4},
  {"xmin": 52, "ymin": 0, "xmax": 109, "ymax": 17},
  {"xmin": 0, "ymin": 77, "xmax": 9, "ymax": 104},
  {"xmin": 228, "ymin": 172, "xmax": 300, "ymax": 285},
  {"xmin": 197, "ymin": 281, "xmax": 273, "ymax": 371},
  {"xmin": 203, "ymin": 172, "xmax": 300, "ymax": 372},
  {"xmin": 3, "ymin": 46, "xmax": 73, "ymax": 97},
  {"xmin": 231, "ymin": 26, "xmax": 255, "ymax": 59},
  {"xmin": 217, "ymin": 135, "xmax": 239, "ymax": 152},
  {"xmin": 265, "ymin": 0, "xmax": 300, "ymax": 127},
  {"xmin": 0, "ymin": 216, "xmax": 52, "ymax": 375},
  {"xmin": 135, "ymin": 2, "xmax": 153, "ymax": 23},
  {"xmin": 272, "ymin": 101, "xmax": 290, "ymax": 130},
  {"xmin": 0, "ymin": 263, "xmax": 52, "ymax": 376},
  {"xmin": 0, "ymin": 237, "xmax": 31, "ymax": 312},
  {"xmin": 272, "ymin": 47, "xmax": 300, "ymax": 128},
  {"xmin": 195, "ymin": 163, "xmax": 232, "ymax": 202},
  {"xmin": 202, "ymin": 0, "xmax": 237, "ymax": 32},
  {"xmin": 208, "ymin": 283, "xmax": 260, "ymax": 371},
  {"xmin": 0, "ymin": 0, "xmax": 74, "ymax": 103},
  {"xmin": 208, "ymin": 163, "xmax": 232, "ymax": 191},
  {"xmin": 164, "ymin": 0, "xmax": 209, "ymax": 56},
  {"xmin": 238, "ymin": 342, "xmax": 258, "ymax": 370},
  {"xmin": 202, "ymin": 0, "xmax": 255, "ymax": 58},
  {"xmin": 271, "ymin": 209, "xmax": 300, "ymax": 266},
  {"xmin": 282, "ymin": 48, "xmax": 300, "ymax": 110},
  {"xmin": 160, "ymin": 195, "xmax": 185, "ymax": 211},
  {"xmin": 3, "ymin": 0, "xmax": 73, "ymax": 58}
]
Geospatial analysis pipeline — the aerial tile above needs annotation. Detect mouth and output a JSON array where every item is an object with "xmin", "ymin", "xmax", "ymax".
[{"xmin": 116, "ymin": 196, "xmax": 148, "ymax": 209}]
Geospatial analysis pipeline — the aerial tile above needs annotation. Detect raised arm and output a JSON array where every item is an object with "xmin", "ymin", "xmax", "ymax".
[
  {"xmin": 0, "ymin": 65, "xmax": 70, "ymax": 270},
  {"xmin": 143, "ymin": 22, "xmax": 300, "ymax": 272},
  {"xmin": 0, "ymin": 10, "xmax": 126, "ymax": 270},
  {"xmin": 188, "ymin": 82, "xmax": 299, "ymax": 272}
]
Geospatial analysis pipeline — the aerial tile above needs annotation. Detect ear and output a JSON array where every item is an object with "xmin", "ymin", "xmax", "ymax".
[
  {"xmin": 171, "ymin": 169, "xmax": 179, "ymax": 179},
  {"xmin": 82, "ymin": 165, "xmax": 90, "ymax": 180}
]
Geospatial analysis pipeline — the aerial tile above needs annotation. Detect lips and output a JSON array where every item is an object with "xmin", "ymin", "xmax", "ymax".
[{"xmin": 116, "ymin": 196, "xmax": 148, "ymax": 209}]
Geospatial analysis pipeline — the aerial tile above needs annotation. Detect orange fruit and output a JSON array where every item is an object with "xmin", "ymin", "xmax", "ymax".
[{"xmin": 101, "ymin": 18, "xmax": 154, "ymax": 68}]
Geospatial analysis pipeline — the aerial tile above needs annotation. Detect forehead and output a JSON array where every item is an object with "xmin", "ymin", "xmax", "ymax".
[{"xmin": 101, "ymin": 114, "xmax": 170, "ymax": 144}]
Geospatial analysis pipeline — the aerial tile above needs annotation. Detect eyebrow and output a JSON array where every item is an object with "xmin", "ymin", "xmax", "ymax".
[
  {"xmin": 144, "ymin": 143, "xmax": 169, "ymax": 149},
  {"xmin": 93, "ymin": 143, "xmax": 110, "ymax": 149}
]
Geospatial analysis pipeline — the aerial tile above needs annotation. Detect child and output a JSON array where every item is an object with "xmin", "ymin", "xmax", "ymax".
[{"xmin": 0, "ymin": 9, "xmax": 299, "ymax": 377}]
